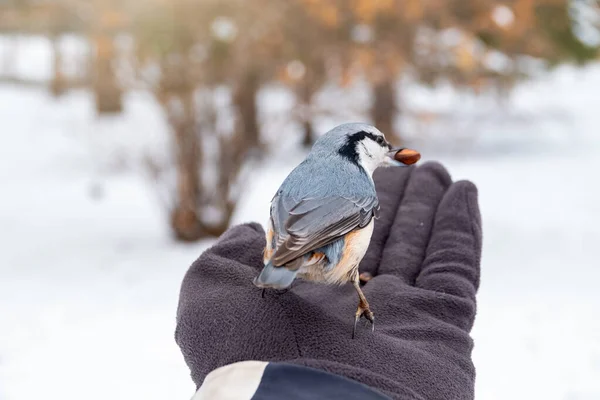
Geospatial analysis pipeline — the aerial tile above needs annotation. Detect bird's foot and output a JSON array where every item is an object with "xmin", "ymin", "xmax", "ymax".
[{"xmin": 352, "ymin": 305, "xmax": 375, "ymax": 339}]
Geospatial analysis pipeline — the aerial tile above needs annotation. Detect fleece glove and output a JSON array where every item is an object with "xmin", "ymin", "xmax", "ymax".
[{"xmin": 176, "ymin": 162, "xmax": 482, "ymax": 400}]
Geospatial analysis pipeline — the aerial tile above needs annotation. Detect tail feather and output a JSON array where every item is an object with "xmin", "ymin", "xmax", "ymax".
[{"xmin": 253, "ymin": 262, "xmax": 297, "ymax": 289}]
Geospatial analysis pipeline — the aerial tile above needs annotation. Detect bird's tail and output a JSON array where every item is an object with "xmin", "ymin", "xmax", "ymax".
[{"xmin": 253, "ymin": 262, "xmax": 297, "ymax": 289}]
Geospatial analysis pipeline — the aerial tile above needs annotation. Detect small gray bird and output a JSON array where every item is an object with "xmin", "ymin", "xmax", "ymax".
[{"xmin": 253, "ymin": 123, "xmax": 419, "ymax": 338}]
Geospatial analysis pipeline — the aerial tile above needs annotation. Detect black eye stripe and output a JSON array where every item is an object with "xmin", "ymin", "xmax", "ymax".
[
  {"xmin": 338, "ymin": 130, "xmax": 387, "ymax": 167},
  {"xmin": 349, "ymin": 131, "xmax": 384, "ymax": 144}
]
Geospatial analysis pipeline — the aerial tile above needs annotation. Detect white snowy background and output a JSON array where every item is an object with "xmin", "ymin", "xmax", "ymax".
[{"xmin": 1, "ymin": 36, "xmax": 599, "ymax": 400}]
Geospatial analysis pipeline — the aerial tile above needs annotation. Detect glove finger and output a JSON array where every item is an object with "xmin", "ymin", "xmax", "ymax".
[
  {"xmin": 205, "ymin": 222, "xmax": 266, "ymax": 271},
  {"xmin": 359, "ymin": 166, "xmax": 415, "ymax": 276},
  {"xmin": 415, "ymin": 181, "xmax": 482, "ymax": 329},
  {"xmin": 377, "ymin": 162, "xmax": 452, "ymax": 283}
]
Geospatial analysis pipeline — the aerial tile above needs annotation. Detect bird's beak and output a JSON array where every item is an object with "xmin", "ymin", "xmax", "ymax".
[
  {"xmin": 384, "ymin": 147, "xmax": 405, "ymax": 166},
  {"xmin": 387, "ymin": 147, "xmax": 402, "ymax": 158},
  {"xmin": 385, "ymin": 147, "xmax": 421, "ymax": 166}
]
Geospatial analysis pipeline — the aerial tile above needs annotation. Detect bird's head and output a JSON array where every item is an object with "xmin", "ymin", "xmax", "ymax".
[{"xmin": 311, "ymin": 123, "xmax": 417, "ymax": 175}]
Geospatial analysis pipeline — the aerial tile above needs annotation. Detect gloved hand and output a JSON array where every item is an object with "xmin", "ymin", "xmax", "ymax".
[{"xmin": 175, "ymin": 162, "xmax": 482, "ymax": 400}]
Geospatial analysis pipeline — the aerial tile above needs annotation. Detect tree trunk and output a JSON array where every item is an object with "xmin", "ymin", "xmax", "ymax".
[
  {"xmin": 302, "ymin": 120, "xmax": 313, "ymax": 148},
  {"xmin": 233, "ymin": 69, "xmax": 260, "ymax": 151},
  {"xmin": 93, "ymin": 34, "xmax": 122, "ymax": 114},
  {"xmin": 211, "ymin": 131, "xmax": 246, "ymax": 237},
  {"xmin": 371, "ymin": 77, "xmax": 398, "ymax": 139},
  {"xmin": 160, "ymin": 61, "xmax": 204, "ymax": 241},
  {"xmin": 298, "ymin": 79, "xmax": 315, "ymax": 148},
  {"xmin": 170, "ymin": 99, "xmax": 203, "ymax": 241},
  {"xmin": 50, "ymin": 36, "xmax": 66, "ymax": 97}
]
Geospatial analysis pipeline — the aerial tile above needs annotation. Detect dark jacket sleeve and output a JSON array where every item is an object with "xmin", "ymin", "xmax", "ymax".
[{"xmin": 192, "ymin": 361, "xmax": 393, "ymax": 400}]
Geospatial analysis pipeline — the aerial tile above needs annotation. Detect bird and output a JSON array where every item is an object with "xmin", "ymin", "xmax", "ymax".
[{"xmin": 253, "ymin": 123, "xmax": 419, "ymax": 338}]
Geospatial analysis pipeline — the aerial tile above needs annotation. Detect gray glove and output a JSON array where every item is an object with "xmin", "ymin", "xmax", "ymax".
[{"xmin": 176, "ymin": 162, "xmax": 482, "ymax": 400}]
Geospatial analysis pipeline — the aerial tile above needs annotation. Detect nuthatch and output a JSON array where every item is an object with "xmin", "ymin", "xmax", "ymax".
[{"xmin": 253, "ymin": 123, "xmax": 421, "ymax": 338}]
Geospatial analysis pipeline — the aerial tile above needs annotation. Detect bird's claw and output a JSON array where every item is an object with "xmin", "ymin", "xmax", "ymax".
[{"xmin": 352, "ymin": 308, "xmax": 374, "ymax": 339}]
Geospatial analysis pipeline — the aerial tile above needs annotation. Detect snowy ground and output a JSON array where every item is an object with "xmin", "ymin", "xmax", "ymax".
[
  {"xmin": 0, "ymin": 87, "xmax": 201, "ymax": 399},
  {"xmin": 1, "ymin": 43, "xmax": 599, "ymax": 399}
]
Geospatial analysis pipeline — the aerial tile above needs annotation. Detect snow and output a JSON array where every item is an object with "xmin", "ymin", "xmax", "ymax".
[
  {"xmin": 1, "ymin": 37, "xmax": 600, "ymax": 399},
  {"xmin": 0, "ymin": 35, "xmax": 89, "ymax": 83},
  {"xmin": 0, "ymin": 87, "xmax": 200, "ymax": 399}
]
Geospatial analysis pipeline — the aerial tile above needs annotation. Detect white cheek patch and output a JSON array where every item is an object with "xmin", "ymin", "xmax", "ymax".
[
  {"xmin": 358, "ymin": 139, "xmax": 388, "ymax": 174},
  {"xmin": 360, "ymin": 142, "xmax": 373, "ymax": 159}
]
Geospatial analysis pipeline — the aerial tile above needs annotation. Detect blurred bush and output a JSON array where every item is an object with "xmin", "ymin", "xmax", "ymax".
[{"xmin": 1, "ymin": 0, "xmax": 598, "ymax": 240}]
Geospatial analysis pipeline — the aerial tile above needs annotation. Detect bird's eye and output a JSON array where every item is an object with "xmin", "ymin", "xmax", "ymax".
[{"xmin": 376, "ymin": 136, "xmax": 385, "ymax": 145}]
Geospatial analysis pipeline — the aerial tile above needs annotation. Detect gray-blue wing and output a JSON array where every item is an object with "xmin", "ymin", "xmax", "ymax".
[{"xmin": 270, "ymin": 193, "xmax": 379, "ymax": 267}]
